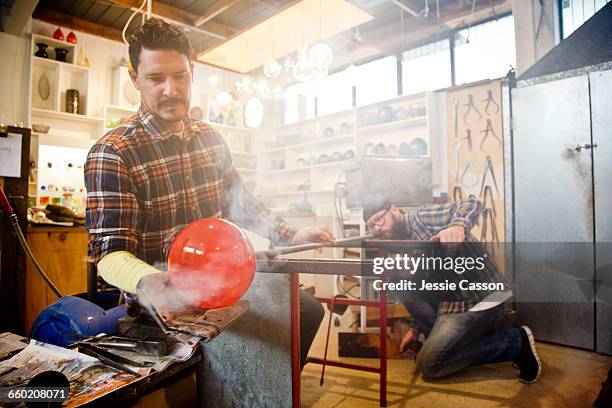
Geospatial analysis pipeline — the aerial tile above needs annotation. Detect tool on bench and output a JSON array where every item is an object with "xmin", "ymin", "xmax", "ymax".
[
  {"xmin": 78, "ymin": 342, "xmax": 149, "ymax": 376},
  {"xmin": 460, "ymin": 160, "xmax": 479, "ymax": 187},
  {"xmin": 479, "ymin": 156, "xmax": 500, "ymax": 197},
  {"xmin": 72, "ymin": 336, "xmax": 171, "ymax": 357},
  {"xmin": 480, "ymin": 118, "xmax": 502, "ymax": 151},
  {"xmin": 482, "ymin": 90, "xmax": 500, "ymax": 115},
  {"xmin": 464, "ymin": 129, "xmax": 473, "ymax": 153},
  {"xmin": 463, "ymin": 94, "xmax": 482, "ymax": 125}
]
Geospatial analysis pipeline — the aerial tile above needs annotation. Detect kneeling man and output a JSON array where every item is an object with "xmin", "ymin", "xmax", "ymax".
[{"xmin": 364, "ymin": 197, "xmax": 541, "ymax": 383}]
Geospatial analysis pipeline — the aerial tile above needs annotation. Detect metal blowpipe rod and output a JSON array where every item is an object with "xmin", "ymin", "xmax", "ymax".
[{"xmin": 257, "ymin": 235, "xmax": 371, "ymax": 258}]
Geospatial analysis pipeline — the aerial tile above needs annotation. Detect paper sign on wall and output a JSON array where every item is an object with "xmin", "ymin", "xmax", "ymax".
[{"xmin": 0, "ymin": 133, "xmax": 22, "ymax": 178}]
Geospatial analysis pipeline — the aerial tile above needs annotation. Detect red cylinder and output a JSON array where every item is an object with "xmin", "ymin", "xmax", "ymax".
[{"xmin": 167, "ymin": 218, "xmax": 255, "ymax": 309}]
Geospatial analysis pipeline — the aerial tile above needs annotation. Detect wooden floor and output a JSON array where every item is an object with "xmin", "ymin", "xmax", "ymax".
[{"xmin": 302, "ymin": 315, "xmax": 611, "ymax": 407}]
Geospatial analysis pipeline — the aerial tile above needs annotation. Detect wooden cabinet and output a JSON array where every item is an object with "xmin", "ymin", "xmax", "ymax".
[{"xmin": 24, "ymin": 226, "xmax": 88, "ymax": 333}]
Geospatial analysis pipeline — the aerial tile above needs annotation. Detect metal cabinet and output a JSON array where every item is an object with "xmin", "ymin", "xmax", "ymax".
[{"xmin": 512, "ymin": 69, "xmax": 612, "ymax": 353}]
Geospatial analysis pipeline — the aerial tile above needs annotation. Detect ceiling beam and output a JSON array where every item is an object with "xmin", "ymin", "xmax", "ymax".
[
  {"xmin": 194, "ymin": 0, "xmax": 239, "ymax": 27},
  {"xmin": 4, "ymin": 0, "xmax": 39, "ymax": 35},
  {"xmin": 106, "ymin": 0, "xmax": 237, "ymax": 38},
  {"xmin": 32, "ymin": 7, "xmax": 124, "ymax": 43}
]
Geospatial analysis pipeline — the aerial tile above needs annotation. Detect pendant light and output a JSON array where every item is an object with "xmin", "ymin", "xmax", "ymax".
[
  {"xmin": 244, "ymin": 97, "xmax": 264, "ymax": 128},
  {"xmin": 263, "ymin": 59, "xmax": 282, "ymax": 79},
  {"xmin": 309, "ymin": 43, "xmax": 333, "ymax": 70},
  {"xmin": 293, "ymin": 47, "xmax": 314, "ymax": 82}
]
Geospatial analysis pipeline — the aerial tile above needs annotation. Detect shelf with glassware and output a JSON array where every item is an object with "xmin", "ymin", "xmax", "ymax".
[
  {"xmin": 27, "ymin": 33, "xmax": 103, "ymax": 208},
  {"xmin": 255, "ymin": 92, "xmax": 441, "ymax": 213},
  {"xmin": 208, "ymin": 122, "xmax": 259, "ymax": 186}
]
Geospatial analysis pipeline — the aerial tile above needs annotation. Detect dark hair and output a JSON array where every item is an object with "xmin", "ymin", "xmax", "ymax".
[
  {"xmin": 128, "ymin": 17, "xmax": 192, "ymax": 72},
  {"xmin": 362, "ymin": 199, "xmax": 392, "ymax": 222}
]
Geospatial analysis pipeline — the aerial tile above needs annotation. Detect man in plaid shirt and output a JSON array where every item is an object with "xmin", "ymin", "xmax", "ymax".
[
  {"xmin": 85, "ymin": 18, "xmax": 329, "ymax": 368},
  {"xmin": 364, "ymin": 197, "xmax": 542, "ymax": 383}
]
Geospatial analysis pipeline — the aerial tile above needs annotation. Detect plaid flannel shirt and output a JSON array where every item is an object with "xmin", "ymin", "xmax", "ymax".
[
  {"xmin": 85, "ymin": 104, "xmax": 297, "ymax": 269},
  {"xmin": 403, "ymin": 197, "xmax": 509, "ymax": 314}
]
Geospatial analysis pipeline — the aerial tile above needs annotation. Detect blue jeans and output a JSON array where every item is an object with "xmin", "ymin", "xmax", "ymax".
[{"xmin": 403, "ymin": 302, "xmax": 522, "ymax": 379}]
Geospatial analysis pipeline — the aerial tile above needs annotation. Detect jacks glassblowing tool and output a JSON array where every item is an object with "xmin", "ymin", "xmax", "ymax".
[
  {"xmin": 479, "ymin": 155, "xmax": 500, "ymax": 197},
  {"xmin": 480, "ymin": 118, "xmax": 502, "ymax": 151},
  {"xmin": 464, "ymin": 129, "xmax": 474, "ymax": 153},
  {"xmin": 460, "ymin": 160, "xmax": 479, "ymax": 187},
  {"xmin": 257, "ymin": 235, "xmax": 371, "ymax": 259},
  {"xmin": 483, "ymin": 90, "xmax": 500, "ymax": 115},
  {"xmin": 462, "ymin": 94, "xmax": 482, "ymax": 125}
]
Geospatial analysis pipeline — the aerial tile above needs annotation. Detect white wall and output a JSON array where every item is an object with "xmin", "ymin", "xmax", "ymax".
[{"xmin": 0, "ymin": 30, "xmax": 29, "ymax": 126}]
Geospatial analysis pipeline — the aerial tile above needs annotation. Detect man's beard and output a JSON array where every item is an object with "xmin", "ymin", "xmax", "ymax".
[
  {"xmin": 388, "ymin": 220, "xmax": 409, "ymax": 240},
  {"xmin": 156, "ymin": 98, "xmax": 188, "ymax": 121}
]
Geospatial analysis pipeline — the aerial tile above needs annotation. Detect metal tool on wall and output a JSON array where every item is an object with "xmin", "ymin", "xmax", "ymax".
[
  {"xmin": 480, "ymin": 208, "xmax": 500, "ymax": 250},
  {"xmin": 483, "ymin": 90, "xmax": 500, "ymax": 115},
  {"xmin": 479, "ymin": 156, "xmax": 500, "ymax": 197},
  {"xmin": 460, "ymin": 160, "xmax": 479, "ymax": 187},
  {"xmin": 482, "ymin": 185, "xmax": 496, "ymax": 217},
  {"xmin": 462, "ymin": 94, "xmax": 482, "ymax": 125},
  {"xmin": 480, "ymin": 118, "xmax": 502, "ymax": 151},
  {"xmin": 463, "ymin": 129, "xmax": 473, "ymax": 152},
  {"xmin": 453, "ymin": 140, "xmax": 461, "ymax": 182},
  {"xmin": 453, "ymin": 97, "xmax": 459, "ymax": 139},
  {"xmin": 452, "ymin": 186, "xmax": 463, "ymax": 201}
]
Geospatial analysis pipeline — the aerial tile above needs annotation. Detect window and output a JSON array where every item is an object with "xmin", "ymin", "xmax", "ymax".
[
  {"xmin": 402, "ymin": 39, "xmax": 451, "ymax": 95},
  {"xmin": 283, "ymin": 81, "xmax": 316, "ymax": 124},
  {"xmin": 454, "ymin": 15, "xmax": 516, "ymax": 85},
  {"xmin": 561, "ymin": 0, "xmax": 610, "ymax": 38},
  {"xmin": 354, "ymin": 56, "xmax": 398, "ymax": 106},
  {"xmin": 314, "ymin": 69, "xmax": 354, "ymax": 116}
]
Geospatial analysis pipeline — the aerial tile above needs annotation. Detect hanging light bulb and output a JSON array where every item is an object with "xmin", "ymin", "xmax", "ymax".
[
  {"xmin": 309, "ymin": 43, "xmax": 333, "ymax": 70},
  {"xmin": 257, "ymin": 79, "xmax": 270, "ymax": 98},
  {"xmin": 263, "ymin": 59, "xmax": 282, "ymax": 79},
  {"xmin": 293, "ymin": 47, "xmax": 314, "ymax": 82},
  {"xmin": 313, "ymin": 66, "xmax": 328, "ymax": 79},
  {"xmin": 272, "ymin": 86, "xmax": 284, "ymax": 100},
  {"xmin": 208, "ymin": 75, "xmax": 219, "ymax": 89},
  {"xmin": 244, "ymin": 97, "xmax": 264, "ymax": 128},
  {"xmin": 216, "ymin": 90, "xmax": 233, "ymax": 108},
  {"xmin": 283, "ymin": 56, "xmax": 295, "ymax": 71}
]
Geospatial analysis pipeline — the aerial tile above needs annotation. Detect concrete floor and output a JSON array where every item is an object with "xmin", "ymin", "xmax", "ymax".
[{"xmin": 301, "ymin": 314, "xmax": 611, "ymax": 408}]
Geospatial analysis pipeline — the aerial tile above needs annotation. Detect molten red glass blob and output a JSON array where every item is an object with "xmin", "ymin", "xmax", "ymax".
[{"xmin": 167, "ymin": 218, "xmax": 256, "ymax": 309}]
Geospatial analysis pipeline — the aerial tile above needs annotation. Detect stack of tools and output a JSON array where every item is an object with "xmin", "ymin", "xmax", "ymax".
[{"xmin": 45, "ymin": 204, "xmax": 86, "ymax": 225}]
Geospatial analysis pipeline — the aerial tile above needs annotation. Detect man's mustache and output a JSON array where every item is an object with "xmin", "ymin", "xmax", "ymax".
[{"xmin": 159, "ymin": 98, "xmax": 186, "ymax": 107}]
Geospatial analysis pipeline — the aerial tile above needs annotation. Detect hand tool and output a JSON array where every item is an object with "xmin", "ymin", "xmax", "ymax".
[
  {"xmin": 479, "ymin": 156, "xmax": 500, "ymax": 197},
  {"xmin": 462, "ymin": 94, "xmax": 482, "ymax": 125},
  {"xmin": 480, "ymin": 208, "xmax": 500, "ymax": 249},
  {"xmin": 481, "ymin": 185, "xmax": 496, "ymax": 217},
  {"xmin": 453, "ymin": 186, "xmax": 463, "ymax": 201},
  {"xmin": 72, "ymin": 337, "xmax": 171, "ymax": 357},
  {"xmin": 453, "ymin": 140, "xmax": 461, "ymax": 182},
  {"xmin": 535, "ymin": 0, "xmax": 551, "ymax": 40},
  {"xmin": 464, "ymin": 129, "xmax": 473, "ymax": 153},
  {"xmin": 460, "ymin": 160, "xmax": 479, "ymax": 187},
  {"xmin": 78, "ymin": 343, "xmax": 146, "ymax": 376},
  {"xmin": 480, "ymin": 118, "xmax": 502, "ymax": 151},
  {"xmin": 483, "ymin": 90, "xmax": 500, "ymax": 115},
  {"xmin": 452, "ymin": 97, "xmax": 459, "ymax": 139}
]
